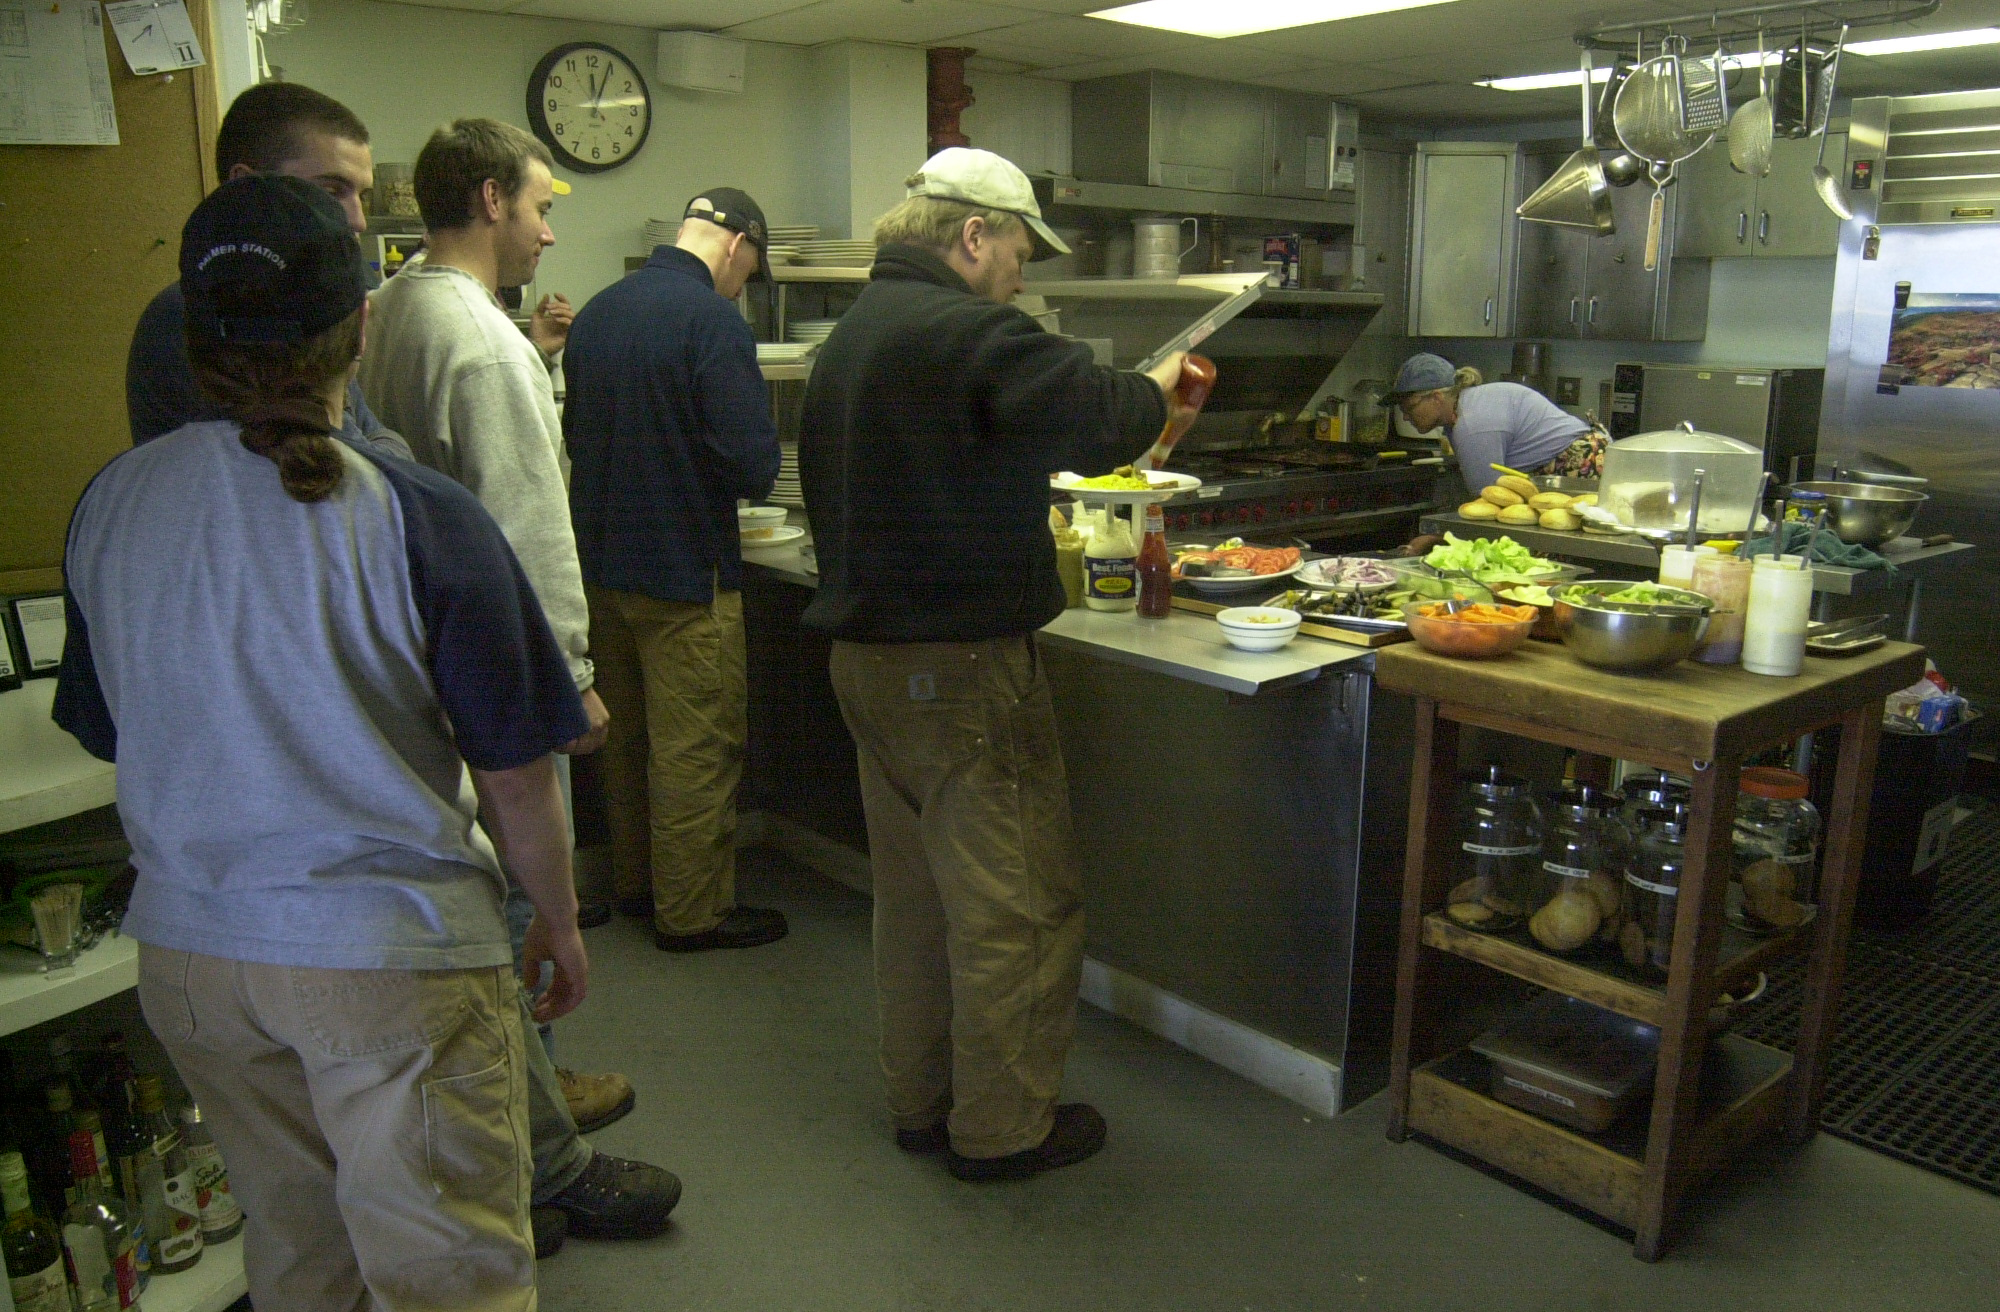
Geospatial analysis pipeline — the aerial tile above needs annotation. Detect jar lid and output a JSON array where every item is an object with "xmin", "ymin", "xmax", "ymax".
[
  {"xmin": 1558, "ymin": 783, "xmax": 1623, "ymax": 815},
  {"xmin": 1466, "ymin": 764, "xmax": 1530, "ymax": 798},
  {"xmin": 1739, "ymin": 767, "xmax": 1809, "ymax": 801}
]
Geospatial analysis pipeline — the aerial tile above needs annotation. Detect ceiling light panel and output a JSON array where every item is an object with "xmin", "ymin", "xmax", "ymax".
[
  {"xmin": 1848, "ymin": 27, "xmax": 2000, "ymax": 57},
  {"xmin": 1087, "ymin": 0, "xmax": 1460, "ymax": 41}
]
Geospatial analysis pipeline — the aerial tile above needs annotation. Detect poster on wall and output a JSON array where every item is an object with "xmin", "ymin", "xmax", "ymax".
[
  {"xmin": 0, "ymin": 1, "xmax": 119, "ymax": 145},
  {"xmin": 1879, "ymin": 292, "xmax": 2000, "ymax": 390}
]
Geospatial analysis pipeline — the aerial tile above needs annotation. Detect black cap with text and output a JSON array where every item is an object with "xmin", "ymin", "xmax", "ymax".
[
  {"xmin": 684, "ymin": 187, "xmax": 769, "ymax": 280},
  {"xmin": 181, "ymin": 175, "xmax": 366, "ymax": 343}
]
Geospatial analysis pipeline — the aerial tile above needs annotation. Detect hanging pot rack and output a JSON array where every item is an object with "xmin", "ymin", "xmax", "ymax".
[{"xmin": 1575, "ymin": 0, "xmax": 1936, "ymax": 56}]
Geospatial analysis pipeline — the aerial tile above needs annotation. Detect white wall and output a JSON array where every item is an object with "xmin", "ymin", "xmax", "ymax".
[{"xmin": 263, "ymin": 0, "xmax": 897, "ymax": 305}]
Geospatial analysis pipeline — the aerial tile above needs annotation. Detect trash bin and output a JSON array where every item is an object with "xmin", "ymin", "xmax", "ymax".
[{"xmin": 1822, "ymin": 709, "xmax": 1981, "ymax": 930}]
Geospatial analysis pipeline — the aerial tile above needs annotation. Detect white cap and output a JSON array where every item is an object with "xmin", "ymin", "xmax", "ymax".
[{"xmin": 905, "ymin": 147, "xmax": 1070, "ymax": 260}]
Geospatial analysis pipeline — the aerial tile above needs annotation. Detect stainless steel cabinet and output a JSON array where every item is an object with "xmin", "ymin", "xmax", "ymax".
[
  {"xmin": 1357, "ymin": 145, "xmax": 1411, "ymax": 336},
  {"xmin": 1675, "ymin": 133, "xmax": 1846, "ymax": 258},
  {"xmin": 1408, "ymin": 143, "xmax": 1522, "ymax": 338},
  {"xmin": 1267, "ymin": 92, "xmax": 1333, "ymax": 198},
  {"xmin": 1071, "ymin": 72, "xmax": 1351, "ymax": 201}
]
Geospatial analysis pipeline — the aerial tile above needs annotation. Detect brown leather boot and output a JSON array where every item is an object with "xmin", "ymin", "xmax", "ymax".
[{"xmin": 558, "ymin": 1067, "xmax": 636, "ymax": 1134}]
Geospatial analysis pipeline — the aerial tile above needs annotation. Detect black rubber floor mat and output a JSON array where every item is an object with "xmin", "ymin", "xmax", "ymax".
[{"xmin": 1726, "ymin": 798, "xmax": 2000, "ymax": 1196}]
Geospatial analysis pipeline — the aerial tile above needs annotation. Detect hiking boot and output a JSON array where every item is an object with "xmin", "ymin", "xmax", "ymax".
[
  {"xmin": 558, "ymin": 1067, "xmax": 636, "ymax": 1134},
  {"xmin": 895, "ymin": 1122, "xmax": 950, "ymax": 1155},
  {"xmin": 945, "ymin": 1104, "xmax": 1106, "ymax": 1183},
  {"xmin": 546, "ymin": 1152, "xmax": 681, "ymax": 1240},
  {"xmin": 654, "ymin": 906, "xmax": 788, "ymax": 953},
  {"xmin": 532, "ymin": 1206, "xmax": 567, "ymax": 1259}
]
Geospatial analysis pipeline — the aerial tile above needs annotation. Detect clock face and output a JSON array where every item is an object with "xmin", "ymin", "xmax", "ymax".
[{"xmin": 527, "ymin": 42, "xmax": 651, "ymax": 174}]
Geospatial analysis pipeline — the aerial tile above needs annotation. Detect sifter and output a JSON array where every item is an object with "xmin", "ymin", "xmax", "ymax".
[{"xmin": 1615, "ymin": 35, "xmax": 1717, "ymax": 272}]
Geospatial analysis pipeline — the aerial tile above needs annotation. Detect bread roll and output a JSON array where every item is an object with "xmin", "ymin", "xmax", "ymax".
[{"xmin": 1480, "ymin": 485, "xmax": 1524, "ymax": 507}]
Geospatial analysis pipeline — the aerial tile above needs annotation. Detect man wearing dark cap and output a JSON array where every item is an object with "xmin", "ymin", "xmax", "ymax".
[
  {"xmin": 58, "ymin": 175, "xmax": 585, "ymax": 1309},
  {"xmin": 563, "ymin": 188, "xmax": 784, "ymax": 951}
]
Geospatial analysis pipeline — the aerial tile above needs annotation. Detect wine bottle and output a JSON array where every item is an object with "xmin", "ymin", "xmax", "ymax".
[
  {"xmin": 130, "ymin": 1078, "xmax": 200, "ymax": 1273},
  {"xmin": 0, "ymin": 1153, "xmax": 66, "ymax": 1312}
]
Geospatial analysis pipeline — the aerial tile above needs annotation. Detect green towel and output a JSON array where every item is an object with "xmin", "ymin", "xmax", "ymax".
[{"xmin": 1741, "ymin": 521, "xmax": 1895, "ymax": 570}]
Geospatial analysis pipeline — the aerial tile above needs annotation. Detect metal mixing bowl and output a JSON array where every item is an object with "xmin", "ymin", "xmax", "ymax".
[
  {"xmin": 1553, "ymin": 582, "xmax": 1712, "ymax": 672},
  {"xmin": 1783, "ymin": 481, "xmax": 1929, "ymax": 548}
]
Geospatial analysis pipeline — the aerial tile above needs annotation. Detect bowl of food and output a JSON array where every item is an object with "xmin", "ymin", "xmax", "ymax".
[
  {"xmin": 1402, "ymin": 601, "xmax": 1538, "ymax": 659},
  {"xmin": 1215, "ymin": 606, "xmax": 1301, "ymax": 651},
  {"xmin": 1296, "ymin": 556, "xmax": 1401, "ymax": 594},
  {"xmin": 1490, "ymin": 582, "xmax": 1563, "ymax": 640},
  {"xmin": 1553, "ymin": 581, "xmax": 1713, "ymax": 672},
  {"xmin": 738, "ymin": 505, "xmax": 789, "ymax": 532},
  {"xmin": 1781, "ymin": 481, "xmax": 1928, "ymax": 548}
]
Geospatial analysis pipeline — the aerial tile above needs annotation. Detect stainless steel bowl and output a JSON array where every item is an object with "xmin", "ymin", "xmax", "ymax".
[
  {"xmin": 1783, "ymin": 481, "xmax": 1929, "ymax": 548},
  {"xmin": 1553, "ymin": 582, "xmax": 1712, "ymax": 672}
]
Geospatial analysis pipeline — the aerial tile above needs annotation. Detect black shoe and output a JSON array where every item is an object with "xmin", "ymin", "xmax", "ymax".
[
  {"xmin": 946, "ymin": 1104, "xmax": 1106, "ymax": 1182},
  {"xmin": 576, "ymin": 901, "xmax": 612, "ymax": 929},
  {"xmin": 546, "ymin": 1152, "xmax": 682, "ymax": 1240},
  {"xmin": 615, "ymin": 895, "xmax": 654, "ymax": 920},
  {"xmin": 654, "ymin": 906, "xmax": 788, "ymax": 953},
  {"xmin": 895, "ymin": 1122, "xmax": 950, "ymax": 1155},
  {"xmin": 532, "ymin": 1205, "xmax": 567, "ymax": 1259}
]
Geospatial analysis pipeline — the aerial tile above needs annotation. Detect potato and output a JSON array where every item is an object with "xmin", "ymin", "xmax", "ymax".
[
  {"xmin": 1583, "ymin": 869, "xmax": 1624, "ymax": 920},
  {"xmin": 1620, "ymin": 919, "xmax": 1649, "ymax": 969},
  {"xmin": 1497, "ymin": 475, "xmax": 1539, "ymax": 499},
  {"xmin": 1571, "ymin": 493, "xmax": 1598, "ymax": 507},
  {"xmin": 1447, "ymin": 901, "xmax": 1495, "ymax": 927},
  {"xmin": 1497, "ymin": 504, "xmax": 1540, "ymax": 525},
  {"xmin": 1529, "ymin": 887, "xmax": 1602, "ymax": 952},
  {"xmin": 1460, "ymin": 499, "xmax": 1502, "ymax": 520},
  {"xmin": 1450, "ymin": 875, "xmax": 1494, "ymax": 905},
  {"xmin": 1741, "ymin": 858, "xmax": 1795, "ymax": 903},
  {"xmin": 1480, "ymin": 893, "xmax": 1522, "ymax": 917},
  {"xmin": 1529, "ymin": 491, "xmax": 1574, "ymax": 510},
  {"xmin": 1539, "ymin": 508, "xmax": 1581, "ymax": 531},
  {"xmin": 1480, "ymin": 485, "xmax": 1525, "ymax": 507}
]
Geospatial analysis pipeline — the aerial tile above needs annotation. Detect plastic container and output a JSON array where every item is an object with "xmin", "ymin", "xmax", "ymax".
[
  {"xmin": 1083, "ymin": 506, "xmax": 1138, "ymax": 612},
  {"xmin": 1447, "ymin": 767, "xmax": 1543, "ymax": 932},
  {"xmin": 1742, "ymin": 553, "xmax": 1813, "ymax": 676},
  {"xmin": 1622, "ymin": 806, "xmax": 1689, "ymax": 982},
  {"xmin": 1729, "ymin": 768, "xmax": 1820, "ymax": 935},
  {"xmin": 1657, "ymin": 543, "xmax": 1717, "ymax": 590},
  {"xmin": 1689, "ymin": 553, "xmax": 1752, "ymax": 664},
  {"xmin": 1599, "ymin": 427, "xmax": 1764, "ymax": 534},
  {"xmin": 1529, "ymin": 785, "xmax": 1632, "ymax": 955},
  {"xmin": 1470, "ymin": 993, "xmax": 1660, "ymax": 1133}
]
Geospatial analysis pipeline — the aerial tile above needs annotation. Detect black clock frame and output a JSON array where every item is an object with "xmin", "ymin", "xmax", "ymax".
[{"xmin": 526, "ymin": 41, "xmax": 652, "ymax": 175}]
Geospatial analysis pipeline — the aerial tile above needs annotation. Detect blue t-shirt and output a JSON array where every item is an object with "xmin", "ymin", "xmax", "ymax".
[
  {"xmin": 54, "ymin": 423, "xmax": 588, "ymax": 970},
  {"xmin": 1449, "ymin": 382, "xmax": 1591, "ymax": 487},
  {"xmin": 125, "ymin": 280, "xmax": 409, "ymax": 458}
]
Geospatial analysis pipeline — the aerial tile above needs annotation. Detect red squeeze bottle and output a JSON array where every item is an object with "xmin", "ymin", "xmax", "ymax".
[
  {"xmin": 1137, "ymin": 503, "xmax": 1172, "ymax": 618},
  {"xmin": 1140, "ymin": 354, "xmax": 1217, "ymax": 470}
]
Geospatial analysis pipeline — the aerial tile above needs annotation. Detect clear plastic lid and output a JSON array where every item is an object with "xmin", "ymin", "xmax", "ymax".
[{"xmin": 1609, "ymin": 427, "xmax": 1762, "ymax": 458}]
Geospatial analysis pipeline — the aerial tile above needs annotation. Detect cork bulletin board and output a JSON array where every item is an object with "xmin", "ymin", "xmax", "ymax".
[{"xmin": 0, "ymin": 0, "xmax": 221, "ymax": 594}]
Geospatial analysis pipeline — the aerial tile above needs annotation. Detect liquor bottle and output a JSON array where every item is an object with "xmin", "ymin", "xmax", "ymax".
[
  {"xmin": 60, "ymin": 1133, "xmax": 138, "ymax": 1311},
  {"xmin": 177, "ymin": 1107, "xmax": 242, "ymax": 1244},
  {"xmin": 130, "ymin": 1078, "xmax": 200, "ymax": 1274},
  {"xmin": 70, "ymin": 1115, "xmax": 142, "ymax": 1293},
  {"xmin": 0, "ymin": 1153, "xmax": 66, "ymax": 1312},
  {"xmin": 27, "ymin": 1088, "xmax": 75, "ymax": 1215},
  {"xmin": 1136, "ymin": 503, "xmax": 1172, "ymax": 618}
]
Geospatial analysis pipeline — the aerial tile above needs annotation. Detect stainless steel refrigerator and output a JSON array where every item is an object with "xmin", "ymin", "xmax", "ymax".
[{"xmin": 1822, "ymin": 88, "xmax": 2000, "ymax": 710}]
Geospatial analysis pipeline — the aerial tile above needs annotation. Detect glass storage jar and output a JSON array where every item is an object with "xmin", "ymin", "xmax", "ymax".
[
  {"xmin": 1729, "ymin": 767, "xmax": 1821, "ymax": 935},
  {"xmin": 1447, "ymin": 766, "xmax": 1543, "ymax": 933},
  {"xmin": 1529, "ymin": 785, "xmax": 1633, "ymax": 955},
  {"xmin": 1619, "ymin": 772, "xmax": 1689, "ymax": 828},
  {"xmin": 1622, "ymin": 806, "xmax": 1688, "ymax": 981}
]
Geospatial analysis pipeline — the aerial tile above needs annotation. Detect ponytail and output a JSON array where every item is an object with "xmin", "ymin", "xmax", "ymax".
[
  {"xmin": 187, "ymin": 306, "xmax": 363, "ymax": 503},
  {"xmin": 1451, "ymin": 366, "xmax": 1484, "ymax": 396}
]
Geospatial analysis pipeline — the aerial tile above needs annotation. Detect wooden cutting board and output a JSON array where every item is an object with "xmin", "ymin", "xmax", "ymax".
[{"xmin": 1171, "ymin": 595, "xmax": 1409, "ymax": 648}]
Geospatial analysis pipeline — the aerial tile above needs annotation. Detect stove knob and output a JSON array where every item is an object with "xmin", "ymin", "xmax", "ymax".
[
  {"xmin": 1284, "ymin": 501, "xmax": 1299, "ymax": 518},
  {"xmin": 1251, "ymin": 504, "xmax": 1266, "ymax": 522},
  {"xmin": 1198, "ymin": 509, "xmax": 1214, "ymax": 528}
]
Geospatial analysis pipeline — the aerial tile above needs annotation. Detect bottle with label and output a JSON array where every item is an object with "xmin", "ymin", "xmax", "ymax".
[
  {"xmin": 131, "ymin": 1078, "xmax": 200, "ymax": 1274},
  {"xmin": 1136, "ymin": 504, "xmax": 1172, "ymax": 618},
  {"xmin": 177, "ymin": 1108, "xmax": 242, "ymax": 1244},
  {"xmin": 1083, "ymin": 506, "xmax": 1138, "ymax": 612},
  {"xmin": 60, "ymin": 1132, "xmax": 139, "ymax": 1311},
  {"xmin": 71, "ymin": 1115, "xmax": 141, "ymax": 1293},
  {"xmin": 1, "ymin": 1153, "xmax": 67, "ymax": 1312}
]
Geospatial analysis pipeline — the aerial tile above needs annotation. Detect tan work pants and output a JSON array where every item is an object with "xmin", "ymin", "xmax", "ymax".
[
  {"xmin": 137, "ymin": 945, "xmax": 534, "ymax": 1312},
  {"xmin": 588, "ymin": 583, "xmax": 747, "ymax": 935},
  {"xmin": 830, "ymin": 634, "xmax": 1085, "ymax": 1159}
]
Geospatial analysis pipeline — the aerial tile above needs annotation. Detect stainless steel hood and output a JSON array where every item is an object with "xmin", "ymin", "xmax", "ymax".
[{"xmin": 1028, "ymin": 275, "xmax": 1386, "ymax": 445}]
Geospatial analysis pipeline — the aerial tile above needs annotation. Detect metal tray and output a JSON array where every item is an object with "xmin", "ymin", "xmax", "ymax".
[{"xmin": 1470, "ymin": 993, "xmax": 1660, "ymax": 1133}]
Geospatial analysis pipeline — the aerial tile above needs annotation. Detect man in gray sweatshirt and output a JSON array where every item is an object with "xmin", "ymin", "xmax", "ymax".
[{"xmin": 361, "ymin": 116, "xmax": 679, "ymax": 1243}]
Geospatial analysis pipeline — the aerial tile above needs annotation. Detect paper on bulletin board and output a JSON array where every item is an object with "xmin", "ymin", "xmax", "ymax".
[
  {"xmin": 0, "ymin": 1, "xmax": 120, "ymax": 145},
  {"xmin": 104, "ymin": 0, "xmax": 204, "ymax": 76}
]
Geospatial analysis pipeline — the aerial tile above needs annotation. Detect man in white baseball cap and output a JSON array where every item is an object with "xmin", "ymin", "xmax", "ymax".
[{"xmin": 903, "ymin": 146, "xmax": 1070, "ymax": 261}]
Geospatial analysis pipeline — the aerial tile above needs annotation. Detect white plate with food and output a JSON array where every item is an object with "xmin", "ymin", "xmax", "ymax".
[
  {"xmin": 740, "ymin": 525, "xmax": 806, "ymax": 547},
  {"xmin": 1296, "ymin": 556, "xmax": 1403, "ymax": 594},
  {"xmin": 1050, "ymin": 468, "xmax": 1201, "ymax": 502},
  {"xmin": 1172, "ymin": 542, "xmax": 1304, "ymax": 594}
]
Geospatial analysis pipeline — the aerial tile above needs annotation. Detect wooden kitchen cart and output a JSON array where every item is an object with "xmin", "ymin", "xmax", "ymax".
[{"xmin": 1372, "ymin": 639, "xmax": 1927, "ymax": 1261}]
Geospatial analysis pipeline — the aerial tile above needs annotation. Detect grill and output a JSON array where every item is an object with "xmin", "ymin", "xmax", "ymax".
[{"xmin": 1154, "ymin": 447, "xmax": 1445, "ymax": 545}]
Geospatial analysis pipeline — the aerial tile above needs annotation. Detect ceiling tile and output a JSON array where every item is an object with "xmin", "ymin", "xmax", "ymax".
[
  {"xmin": 369, "ymin": 0, "xmax": 520, "ymax": 13},
  {"xmin": 965, "ymin": 53, "xmax": 1034, "ymax": 72},
  {"xmin": 1138, "ymin": 44, "xmax": 1324, "ymax": 81},
  {"xmin": 723, "ymin": 0, "xmax": 1042, "ymax": 45},
  {"xmin": 964, "ymin": 14, "xmax": 1196, "ymax": 58},
  {"xmin": 1252, "ymin": 63, "xmax": 1418, "ymax": 97},
  {"xmin": 502, "ymin": 0, "xmax": 810, "ymax": 22}
]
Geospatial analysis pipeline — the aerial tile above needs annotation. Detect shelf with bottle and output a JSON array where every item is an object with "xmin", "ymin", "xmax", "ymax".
[{"xmin": 0, "ymin": 936, "xmax": 138, "ymax": 1043}]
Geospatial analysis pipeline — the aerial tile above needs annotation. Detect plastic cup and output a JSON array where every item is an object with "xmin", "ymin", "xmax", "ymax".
[
  {"xmin": 1690, "ymin": 555, "xmax": 1752, "ymax": 665},
  {"xmin": 1658, "ymin": 544, "xmax": 1718, "ymax": 591}
]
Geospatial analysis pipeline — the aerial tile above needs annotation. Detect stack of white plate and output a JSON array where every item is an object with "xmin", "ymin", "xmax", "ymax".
[
  {"xmin": 766, "ymin": 225, "xmax": 819, "ymax": 244},
  {"xmin": 766, "ymin": 246, "xmax": 800, "ymax": 266},
  {"xmin": 788, "ymin": 319, "xmax": 839, "ymax": 346},
  {"xmin": 792, "ymin": 239, "xmax": 878, "ymax": 268},
  {"xmin": 756, "ymin": 342, "xmax": 815, "ymax": 365},
  {"xmin": 769, "ymin": 442, "xmax": 803, "ymax": 507}
]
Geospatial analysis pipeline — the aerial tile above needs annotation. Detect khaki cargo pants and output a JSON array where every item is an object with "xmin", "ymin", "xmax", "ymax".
[
  {"xmin": 830, "ymin": 634, "xmax": 1085, "ymax": 1159},
  {"xmin": 137, "ymin": 945, "xmax": 535, "ymax": 1312},
  {"xmin": 588, "ymin": 583, "xmax": 747, "ymax": 935}
]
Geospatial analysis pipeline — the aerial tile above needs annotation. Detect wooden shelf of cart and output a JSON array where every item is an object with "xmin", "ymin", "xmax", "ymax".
[{"xmin": 1373, "ymin": 639, "xmax": 1926, "ymax": 1261}]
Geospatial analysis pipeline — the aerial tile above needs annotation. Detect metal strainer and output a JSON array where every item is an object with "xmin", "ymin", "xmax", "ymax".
[{"xmin": 1614, "ymin": 40, "xmax": 1718, "ymax": 271}]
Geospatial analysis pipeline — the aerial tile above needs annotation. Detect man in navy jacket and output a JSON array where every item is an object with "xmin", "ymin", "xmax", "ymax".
[{"xmin": 564, "ymin": 188, "xmax": 785, "ymax": 952}]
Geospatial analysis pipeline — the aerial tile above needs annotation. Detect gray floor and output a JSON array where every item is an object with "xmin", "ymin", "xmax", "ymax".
[{"xmin": 540, "ymin": 849, "xmax": 2000, "ymax": 1311}]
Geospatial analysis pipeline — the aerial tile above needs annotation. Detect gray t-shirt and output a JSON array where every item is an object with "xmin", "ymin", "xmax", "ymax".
[
  {"xmin": 1450, "ymin": 382, "xmax": 1590, "ymax": 487},
  {"xmin": 55, "ymin": 422, "xmax": 588, "ymax": 970}
]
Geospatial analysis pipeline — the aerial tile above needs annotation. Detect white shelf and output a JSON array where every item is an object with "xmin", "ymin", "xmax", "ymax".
[
  {"xmin": 0, "ymin": 933, "xmax": 138, "ymax": 1038},
  {"xmin": 0, "ymin": 680, "xmax": 116, "ymax": 835},
  {"xmin": 142, "ymin": 1236, "xmax": 246, "ymax": 1312}
]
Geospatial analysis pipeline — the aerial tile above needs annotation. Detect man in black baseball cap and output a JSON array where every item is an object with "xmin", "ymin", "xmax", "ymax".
[
  {"xmin": 181, "ymin": 173, "xmax": 368, "ymax": 345},
  {"xmin": 562, "ymin": 186, "xmax": 783, "ymax": 951}
]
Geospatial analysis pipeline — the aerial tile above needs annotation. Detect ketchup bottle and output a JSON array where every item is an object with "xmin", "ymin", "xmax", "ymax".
[
  {"xmin": 1136, "ymin": 503, "xmax": 1172, "ymax": 618},
  {"xmin": 1140, "ymin": 354, "xmax": 1217, "ymax": 470}
]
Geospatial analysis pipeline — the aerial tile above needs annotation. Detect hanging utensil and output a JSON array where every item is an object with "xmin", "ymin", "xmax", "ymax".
[
  {"xmin": 1616, "ymin": 42, "xmax": 1718, "ymax": 273},
  {"xmin": 1811, "ymin": 25, "xmax": 1852, "ymax": 220},
  {"xmin": 1517, "ymin": 48, "xmax": 1616, "ymax": 233},
  {"xmin": 1595, "ymin": 43, "xmax": 1646, "ymax": 186},
  {"xmin": 1747, "ymin": 470, "xmax": 1772, "ymax": 539},
  {"xmin": 1677, "ymin": 35, "xmax": 1727, "ymax": 134},
  {"xmin": 1727, "ymin": 27, "xmax": 1775, "ymax": 177}
]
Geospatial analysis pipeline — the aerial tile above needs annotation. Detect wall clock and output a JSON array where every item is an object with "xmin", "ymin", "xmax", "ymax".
[{"xmin": 527, "ymin": 42, "xmax": 652, "ymax": 174}]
